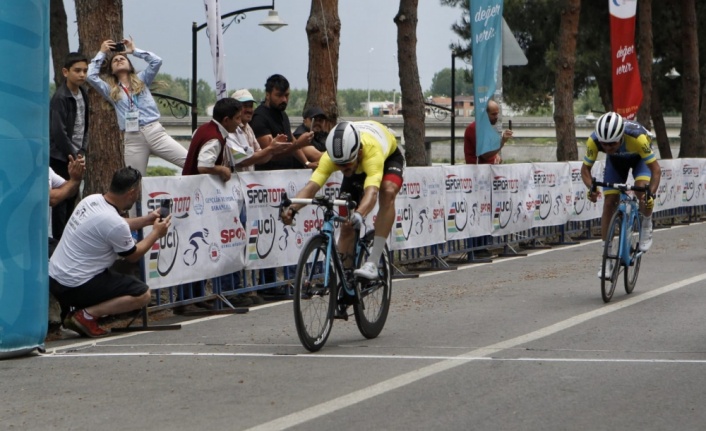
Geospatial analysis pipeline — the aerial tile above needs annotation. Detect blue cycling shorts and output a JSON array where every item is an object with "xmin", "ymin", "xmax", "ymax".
[{"xmin": 602, "ymin": 155, "xmax": 652, "ymax": 195}]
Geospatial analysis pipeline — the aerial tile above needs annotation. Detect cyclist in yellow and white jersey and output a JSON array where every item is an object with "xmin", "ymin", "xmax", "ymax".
[
  {"xmin": 281, "ymin": 121, "xmax": 405, "ymax": 280},
  {"xmin": 580, "ymin": 112, "xmax": 661, "ymax": 278}
]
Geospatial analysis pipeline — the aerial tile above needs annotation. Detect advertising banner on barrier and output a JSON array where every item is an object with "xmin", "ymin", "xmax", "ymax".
[
  {"xmin": 655, "ymin": 159, "xmax": 682, "ymax": 211},
  {"xmin": 238, "ymin": 170, "xmax": 311, "ymax": 269},
  {"xmin": 530, "ymin": 162, "xmax": 572, "ymax": 227},
  {"xmin": 490, "ymin": 163, "xmax": 534, "ymax": 236},
  {"xmin": 392, "ymin": 167, "xmax": 446, "ymax": 250},
  {"xmin": 141, "ymin": 175, "xmax": 247, "ymax": 289},
  {"xmin": 680, "ymin": 159, "xmax": 706, "ymax": 207},
  {"xmin": 443, "ymin": 164, "xmax": 493, "ymax": 240},
  {"xmin": 568, "ymin": 161, "xmax": 603, "ymax": 221}
]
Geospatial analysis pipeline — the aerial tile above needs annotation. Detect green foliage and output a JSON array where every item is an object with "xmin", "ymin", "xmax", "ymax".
[
  {"xmin": 151, "ymin": 73, "xmax": 216, "ymax": 118},
  {"xmin": 429, "ymin": 67, "xmax": 473, "ymax": 96},
  {"xmin": 146, "ymin": 166, "xmax": 177, "ymax": 177}
]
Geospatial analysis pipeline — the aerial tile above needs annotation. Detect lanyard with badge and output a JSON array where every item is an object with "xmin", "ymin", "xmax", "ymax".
[{"xmin": 120, "ymin": 83, "xmax": 140, "ymax": 132}]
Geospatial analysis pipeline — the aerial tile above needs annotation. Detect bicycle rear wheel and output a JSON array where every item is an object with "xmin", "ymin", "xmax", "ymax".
[
  {"xmin": 601, "ymin": 211, "xmax": 622, "ymax": 303},
  {"xmin": 353, "ymin": 232, "xmax": 392, "ymax": 339},
  {"xmin": 293, "ymin": 235, "xmax": 336, "ymax": 352},
  {"xmin": 624, "ymin": 213, "xmax": 642, "ymax": 294}
]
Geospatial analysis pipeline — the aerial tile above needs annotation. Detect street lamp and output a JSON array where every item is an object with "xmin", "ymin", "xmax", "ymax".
[
  {"xmin": 191, "ymin": 1, "xmax": 286, "ymax": 131},
  {"xmin": 367, "ymin": 47, "xmax": 374, "ymax": 117}
]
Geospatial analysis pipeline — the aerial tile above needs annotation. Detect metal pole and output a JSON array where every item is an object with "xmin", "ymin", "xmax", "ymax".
[
  {"xmin": 450, "ymin": 52, "xmax": 456, "ymax": 165},
  {"xmin": 191, "ymin": 22, "xmax": 198, "ymax": 133}
]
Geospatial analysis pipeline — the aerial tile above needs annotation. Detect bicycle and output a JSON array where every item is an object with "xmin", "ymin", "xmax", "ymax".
[
  {"xmin": 591, "ymin": 179, "xmax": 652, "ymax": 303},
  {"xmin": 279, "ymin": 193, "xmax": 392, "ymax": 352}
]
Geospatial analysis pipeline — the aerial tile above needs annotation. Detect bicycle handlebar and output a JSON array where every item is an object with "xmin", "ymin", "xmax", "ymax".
[
  {"xmin": 279, "ymin": 192, "xmax": 358, "ymax": 226},
  {"xmin": 591, "ymin": 178, "xmax": 654, "ymax": 200}
]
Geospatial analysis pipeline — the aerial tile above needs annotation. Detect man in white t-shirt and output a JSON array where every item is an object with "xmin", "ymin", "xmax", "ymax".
[{"xmin": 49, "ymin": 167, "xmax": 170, "ymax": 337}]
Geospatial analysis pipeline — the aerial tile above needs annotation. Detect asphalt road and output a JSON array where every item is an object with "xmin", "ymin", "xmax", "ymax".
[{"xmin": 4, "ymin": 221, "xmax": 706, "ymax": 430}]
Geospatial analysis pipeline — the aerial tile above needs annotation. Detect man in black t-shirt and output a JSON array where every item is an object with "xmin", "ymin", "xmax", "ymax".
[
  {"xmin": 293, "ymin": 106, "xmax": 328, "ymax": 163},
  {"xmin": 250, "ymin": 74, "xmax": 318, "ymax": 171}
]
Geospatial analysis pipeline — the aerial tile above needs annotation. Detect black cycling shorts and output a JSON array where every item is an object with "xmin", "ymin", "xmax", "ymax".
[
  {"xmin": 50, "ymin": 268, "xmax": 149, "ymax": 310},
  {"xmin": 340, "ymin": 147, "xmax": 405, "ymax": 206}
]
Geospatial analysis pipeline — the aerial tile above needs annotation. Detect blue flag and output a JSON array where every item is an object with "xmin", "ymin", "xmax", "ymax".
[{"xmin": 471, "ymin": 0, "xmax": 503, "ymax": 158}]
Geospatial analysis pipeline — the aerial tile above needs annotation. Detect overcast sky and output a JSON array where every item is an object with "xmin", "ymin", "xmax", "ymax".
[{"xmin": 62, "ymin": 0, "xmax": 465, "ymax": 92}]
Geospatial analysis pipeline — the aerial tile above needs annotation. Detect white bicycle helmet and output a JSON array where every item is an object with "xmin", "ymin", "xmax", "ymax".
[
  {"xmin": 325, "ymin": 121, "xmax": 360, "ymax": 164},
  {"xmin": 595, "ymin": 112, "xmax": 625, "ymax": 143}
]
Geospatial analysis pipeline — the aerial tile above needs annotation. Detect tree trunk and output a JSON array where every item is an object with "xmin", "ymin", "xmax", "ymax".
[
  {"xmin": 75, "ymin": 0, "xmax": 124, "ymax": 196},
  {"xmin": 650, "ymin": 86, "xmax": 672, "ymax": 159},
  {"xmin": 306, "ymin": 0, "xmax": 340, "ymax": 126},
  {"xmin": 636, "ymin": 0, "xmax": 653, "ymax": 128},
  {"xmin": 678, "ymin": 0, "xmax": 700, "ymax": 157},
  {"xmin": 50, "ymin": 0, "xmax": 70, "ymax": 87},
  {"xmin": 395, "ymin": 0, "xmax": 426, "ymax": 167},
  {"xmin": 553, "ymin": 0, "xmax": 580, "ymax": 162}
]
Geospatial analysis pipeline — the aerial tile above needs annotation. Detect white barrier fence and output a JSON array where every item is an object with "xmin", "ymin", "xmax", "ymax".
[{"xmin": 141, "ymin": 159, "xmax": 706, "ymax": 289}]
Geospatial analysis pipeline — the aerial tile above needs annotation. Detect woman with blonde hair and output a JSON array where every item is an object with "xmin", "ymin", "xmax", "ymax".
[{"xmin": 87, "ymin": 38, "xmax": 186, "ymax": 175}]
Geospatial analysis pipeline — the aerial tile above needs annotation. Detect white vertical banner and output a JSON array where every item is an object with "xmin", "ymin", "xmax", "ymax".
[
  {"xmin": 568, "ymin": 161, "xmax": 603, "ymax": 221},
  {"xmin": 204, "ymin": 0, "xmax": 227, "ymax": 99},
  {"xmin": 490, "ymin": 163, "xmax": 534, "ymax": 236},
  {"xmin": 141, "ymin": 175, "xmax": 247, "ymax": 289},
  {"xmin": 238, "ymin": 170, "xmax": 311, "ymax": 269},
  {"xmin": 443, "ymin": 164, "xmax": 493, "ymax": 240},
  {"xmin": 391, "ymin": 167, "xmax": 447, "ymax": 250},
  {"xmin": 654, "ymin": 159, "xmax": 682, "ymax": 211},
  {"xmin": 530, "ymin": 162, "xmax": 572, "ymax": 227}
]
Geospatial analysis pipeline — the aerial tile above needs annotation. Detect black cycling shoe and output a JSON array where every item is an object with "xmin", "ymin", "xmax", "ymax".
[{"xmin": 334, "ymin": 304, "xmax": 349, "ymax": 320}]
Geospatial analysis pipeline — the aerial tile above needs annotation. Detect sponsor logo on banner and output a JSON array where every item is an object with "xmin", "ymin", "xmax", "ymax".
[
  {"xmin": 447, "ymin": 198, "xmax": 468, "ymax": 233},
  {"xmin": 183, "ymin": 228, "xmax": 211, "ymax": 266},
  {"xmin": 246, "ymin": 182, "xmax": 286, "ymax": 208},
  {"xmin": 682, "ymin": 164, "xmax": 700, "ymax": 202},
  {"xmin": 193, "ymin": 188, "xmax": 204, "ymax": 215},
  {"xmin": 205, "ymin": 188, "xmax": 236, "ymax": 212},
  {"xmin": 248, "ymin": 214, "xmax": 277, "ymax": 260},
  {"xmin": 445, "ymin": 174, "xmax": 473, "ymax": 194},
  {"xmin": 395, "ymin": 204, "xmax": 414, "ymax": 241},
  {"xmin": 295, "ymin": 231, "xmax": 304, "ymax": 249},
  {"xmin": 414, "ymin": 207, "xmax": 432, "ymax": 235},
  {"xmin": 322, "ymin": 180, "xmax": 341, "ymax": 201},
  {"xmin": 147, "ymin": 192, "xmax": 191, "ymax": 219},
  {"xmin": 220, "ymin": 217, "xmax": 246, "ymax": 250},
  {"xmin": 209, "ymin": 242, "xmax": 221, "ymax": 262},
  {"xmin": 492, "ymin": 176, "xmax": 519, "ymax": 193},
  {"xmin": 148, "ymin": 227, "xmax": 179, "ymax": 279},
  {"xmin": 399, "ymin": 181, "xmax": 422, "ymax": 200},
  {"xmin": 493, "ymin": 197, "xmax": 514, "ymax": 229}
]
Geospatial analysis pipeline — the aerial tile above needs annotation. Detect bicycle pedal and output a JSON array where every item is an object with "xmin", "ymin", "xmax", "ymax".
[{"xmin": 334, "ymin": 307, "xmax": 349, "ymax": 321}]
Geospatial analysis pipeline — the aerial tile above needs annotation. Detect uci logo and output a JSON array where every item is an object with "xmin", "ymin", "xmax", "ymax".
[
  {"xmin": 156, "ymin": 227, "xmax": 179, "ymax": 277},
  {"xmin": 255, "ymin": 214, "xmax": 277, "ymax": 259}
]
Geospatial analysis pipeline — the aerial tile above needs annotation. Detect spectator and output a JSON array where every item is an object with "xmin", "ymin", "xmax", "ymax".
[
  {"xmin": 50, "ymin": 52, "xmax": 89, "ymax": 239},
  {"xmin": 87, "ymin": 38, "xmax": 187, "ymax": 177},
  {"xmin": 49, "ymin": 156, "xmax": 86, "ymax": 255},
  {"xmin": 49, "ymin": 167, "xmax": 170, "ymax": 337},
  {"xmin": 251, "ymin": 74, "xmax": 318, "ymax": 171},
  {"xmin": 181, "ymin": 98, "xmax": 258, "ymax": 308},
  {"xmin": 464, "ymin": 99, "xmax": 513, "ymax": 164},
  {"xmin": 293, "ymin": 106, "xmax": 328, "ymax": 163},
  {"xmin": 229, "ymin": 89, "xmax": 291, "ymax": 172}
]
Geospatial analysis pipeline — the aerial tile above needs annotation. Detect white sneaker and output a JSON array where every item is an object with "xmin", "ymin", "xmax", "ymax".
[
  {"xmin": 597, "ymin": 261, "xmax": 614, "ymax": 280},
  {"xmin": 354, "ymin": 262, "xmax": 379, "ymax": 280},
  {"xmin": 639, "ymin": 219, "xmax": 653, "ymax": 252}
]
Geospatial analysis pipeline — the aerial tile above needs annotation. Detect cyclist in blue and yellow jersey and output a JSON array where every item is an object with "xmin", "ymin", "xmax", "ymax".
[
  {"xmin": 581, "ymin": 112, "xmax": 661, "ymax": 278},
  {"xmin": 281, "ymin": 121, "xmax": 405, "ymax": 280}
]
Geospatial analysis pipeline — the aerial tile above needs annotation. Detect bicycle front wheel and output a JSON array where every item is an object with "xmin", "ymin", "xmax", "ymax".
[
  {"xmin": 624, "ymin": 213, "xmax": 642, "ymax": 294},
  {"xmin": 293, "ymin": 235, "xmax": 336, "ymax": 352},
  {"xmin": 601, "ymin": 211, "xmax": 622, "ymax": 303},
  {"xmin": 353, "ymin": 233, "xmax": 392, "ymax": 339}
]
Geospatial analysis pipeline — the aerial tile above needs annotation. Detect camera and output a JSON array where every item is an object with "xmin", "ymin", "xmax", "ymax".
[
  {"xmin": 111, "ymin": 42, "xmax": 126, "ymax": 52},
  {"xmin": 159, "ymin": 199, "xmax": 171, "ymax": 220}
]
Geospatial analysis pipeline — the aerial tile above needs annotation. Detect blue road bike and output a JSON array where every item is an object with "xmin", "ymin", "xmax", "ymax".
[
  {"xmin": 592, "ymin": 180, "xmax": 652, "ymax": 303},
  {"xmin": 280, "ymin": 193, "xmax": 392, "ymax": 352}
]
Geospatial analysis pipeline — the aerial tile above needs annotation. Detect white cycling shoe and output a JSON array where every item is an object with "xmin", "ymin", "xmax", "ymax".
[
  {"xmin": 354, "ymin": 262, "xmax": 379, "ymax": 280},
  {"xmin": 597, "ymin": 261, "xmax": 614, "ymax": 280}
]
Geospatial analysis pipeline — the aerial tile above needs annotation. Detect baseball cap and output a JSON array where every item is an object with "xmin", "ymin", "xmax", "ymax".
[
  {"xmin": 232, "ymin": 89, "xmax": 255, "ymax": 103},
  {"xmin": 303, "ymin": 106, "xmax": 326, "ymax": 119}
]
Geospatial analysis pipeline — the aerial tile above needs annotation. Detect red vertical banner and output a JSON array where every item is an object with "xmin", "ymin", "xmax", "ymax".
[{"xmin": 610, "ymin": 0, "xmax": 642, "ymax": 119}]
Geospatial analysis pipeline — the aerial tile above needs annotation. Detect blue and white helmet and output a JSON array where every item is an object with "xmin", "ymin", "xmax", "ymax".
[
  {"xmin": 325, "ymin": 122, "xmax": 360, "ymax": 164},
  {"xmin": 595, "ymin": 112, "xmax": 625, "ymax": 143}
]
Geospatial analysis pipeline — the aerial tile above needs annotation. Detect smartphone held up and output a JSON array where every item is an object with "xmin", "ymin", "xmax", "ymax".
[{"xmin": 159, "ymin": 199, "xmax": 171, "ymax": 221}]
